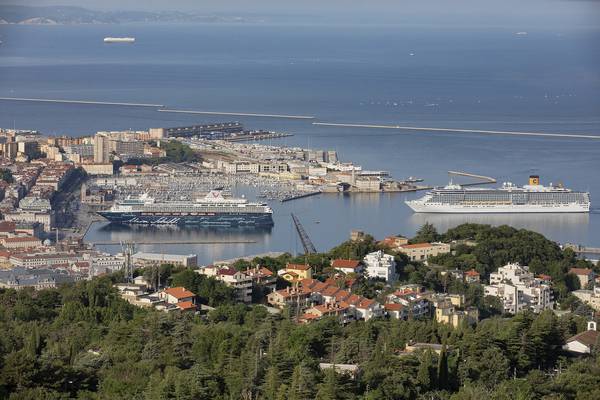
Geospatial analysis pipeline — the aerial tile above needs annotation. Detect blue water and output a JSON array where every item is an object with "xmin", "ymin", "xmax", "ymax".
[{"xmin": 1, "ymin": 23, "xmax": 599, "ymax": 263}]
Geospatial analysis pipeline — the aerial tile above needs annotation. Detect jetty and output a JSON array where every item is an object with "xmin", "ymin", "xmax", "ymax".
[
  {"xmin": 0, "ymin": 97, "xmax": 164, "ymax": 108},
  {"xmin": 448, "ymin": 171, "xmax": 496, "ymax": 186},
  {"xmin": 158, "ymin": 108, "xmax": 316, "ymax": 120},
  {"xmin": 312, "ymin": 122, "xmax": 600, "ymax": 140},
  {"xmin": 564, "ymin": 244, "xmax": 600, "ymax": 255}
]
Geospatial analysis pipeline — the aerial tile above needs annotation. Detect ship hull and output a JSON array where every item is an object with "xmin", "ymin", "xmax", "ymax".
[
  {"xmin": 405, "ymin": 202, "xmax": 590, "ymax": 213},
  {"xmin": 98, "ymin": 211, "xmax": 274, "ymax": 227}
]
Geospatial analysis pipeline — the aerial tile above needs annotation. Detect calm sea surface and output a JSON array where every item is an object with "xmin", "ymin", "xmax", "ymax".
[{"xmin": 1, "ymin": 23, "xmax": 599, "ymax": 263}]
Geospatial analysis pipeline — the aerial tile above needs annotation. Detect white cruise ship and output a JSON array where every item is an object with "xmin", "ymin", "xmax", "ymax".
[
  {"xmin": 98, "ymin": 190, "xmax": 273, "ymax": 226},
  {"xmin": 103, "ymin": 37, "xmax": 136, "ymax": 44},
  {"xmin": 406, "ymin": 176, "xmax": 590, "ymax": 214}
]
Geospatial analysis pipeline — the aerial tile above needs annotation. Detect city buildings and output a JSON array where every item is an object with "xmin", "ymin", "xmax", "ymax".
[
  {"xmin": 484, "ymin": 263, "xmax": 554, "ymax": 314},
  {"xmin": 267, "ymin": 278, "xmax": 383, "ymax": 322},
  {"xmin": 363, "ymin": 250, "xmax": 397, "ymax": 282}
]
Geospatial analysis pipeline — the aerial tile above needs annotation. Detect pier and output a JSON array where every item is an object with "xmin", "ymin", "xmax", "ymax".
[
  {"xmin": 0, "ymin": 97, "xmax": 165, "ymax": 108},
  {"xmin": 448, "ymin": 171, "xmax": 497, "ymax": 186},
  {"xmin": 312, "ymin": 122, "xmax": 600, "ymax": 140},
  {"xmin": 89, "ymin": 239, "xmax": 257, "ymax": 246},
  {"xmin": 291, "ymin": 213, "xmax": 317, "ymax": 254},
  {"xmin": 281, "ymin": 191, "xmax": 321, "ymax": 202},
  {"xmin": 565, "ymin": 244, "xmax": 600, "ymax": 255},
  {"xmin": 158, "ymin": 108, "xmax": 316, "ymax": 120}
]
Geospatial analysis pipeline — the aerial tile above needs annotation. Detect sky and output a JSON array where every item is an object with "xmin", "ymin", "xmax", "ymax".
[{"xmin": 0, "ymin": 0, "xmax": 599, "ymax": 27}]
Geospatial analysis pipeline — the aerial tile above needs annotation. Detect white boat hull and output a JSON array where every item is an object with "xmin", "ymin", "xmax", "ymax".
[{"xmin": 405, "ymin": 201, "xmax": 590, "ymax": 213}]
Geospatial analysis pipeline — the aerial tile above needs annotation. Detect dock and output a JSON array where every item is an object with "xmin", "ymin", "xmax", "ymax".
[
  {"xmin": 448, "ymin": 171, "xmax": 496, "ymax": 186},
  {"xmin": 565, "ymin": 244, "xmax": 600, "ymax": 254},
  {"xmin": 0, "ymin": 97, "xmax": 165, "ymax": 108},
  {"xmin": 312, "ymin": 122, "xmax": 600, "ymax": 140},
  {"xmin": 281, "ymin": 191, "xmax": 321, "ymax": 202},
  {"xmin": 158, "ymin": 108, "xmax": 316, "ymax": 120}
]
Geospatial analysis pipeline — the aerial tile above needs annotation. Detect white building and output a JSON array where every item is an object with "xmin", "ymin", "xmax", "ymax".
[
  {"xmin": 484, "ymin": 263, "xmax": 553, "ymax": 314},
  {"xmin": 363, "ymin": 250, "xmax": 397, "ymax": 283},
  {"xmin": 563, "ymin": 321, "xmax": 599, "ymax": 354}
]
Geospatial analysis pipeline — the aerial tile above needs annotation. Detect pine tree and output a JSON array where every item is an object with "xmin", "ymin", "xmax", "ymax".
[
  {"xmin": 437, "ymin": 344, "xmax": 449, "ymax": 390},
  {"xmin": 315, "ymin": 368, "xmax": 339, "ymax": 400}
]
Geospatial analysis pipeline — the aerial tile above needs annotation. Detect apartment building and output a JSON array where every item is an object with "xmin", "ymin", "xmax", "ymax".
[
  {"xmin": 484, "ymin": 263, "xmax": 554, "ymax": 314},
  {"xmin": 363, "ymin": 250, "xmax": 397, "ymax": 282}
]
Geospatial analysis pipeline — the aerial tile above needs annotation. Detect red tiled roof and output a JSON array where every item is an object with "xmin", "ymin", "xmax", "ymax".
[
  {"xmin": 177, "ymin": 301, "xmax": 196, "ymax": 311},
  {"xmin": 287, "ymin": 263, "xmax": 311, "ymax": 271},
  {"xmin": 567, "ymin": 329, "xmax": 600, "ymax": 347},
  {"xmin": 569, "ymin": 268, "xmax": 593, "ymax": 276},
  {"xmin": 2, "ymin": 236, "xmax": 40, "ymax": 243},
  {"xmin": 331, "ymin": 259, "xmax": 361, "ymax": 269},
  {"xmin": 218, "ymin": 267, "xmax": 237, "ymax": 276},
  {"xmin": 465, "ymin": 269, "xmax": 480, "ymax": 277},
  {"xmin": 400, "ymin": 243, "xmax": 433, "ymax": 249},
  {"xmin": 164, "ymin": 287, "xmax": 195, "ymax": 299},
  {"xmin": 385, "ymin": 303, "xmax": 405, "ymax": 311},
  {"xmin": 537, "ymin": 274, "xmax": 552, "ymax": 281}
]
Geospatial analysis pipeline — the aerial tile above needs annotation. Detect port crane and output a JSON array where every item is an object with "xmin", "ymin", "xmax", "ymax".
[{"xmin": 291, "ymin": 213, "xmax": 317, "ymax": 255}]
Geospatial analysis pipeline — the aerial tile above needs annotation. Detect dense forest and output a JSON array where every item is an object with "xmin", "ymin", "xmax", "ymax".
[{"xmin": 1, "ymin": 224, "xmax": 599, "ymax": 399}]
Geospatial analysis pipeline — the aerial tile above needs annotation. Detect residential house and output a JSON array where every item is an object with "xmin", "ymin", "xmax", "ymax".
[
  {"xmin": 397, "ymin": 242, "xmax": 451, "ymax": 262},
  {"xmin": 563, "ymin": 321, "xmax": 599, "ymax": 354},
  {"xmin": 279, "ymin": 263, "xmax": 313, "ymax": 282},
  {"xmin": 464, "ymin": 269, "xmax": 481, "ymax": 284},
  {"xmin": 569, "ymin": 268, "xmax": 595, "ymax": 289},
  {"xmin": 159, "ymin": 287, "xmax": 195, "ymax": 305},
  {"xmin": 331, "ymin": 259, "xmax": 363, "ymax": 275}
]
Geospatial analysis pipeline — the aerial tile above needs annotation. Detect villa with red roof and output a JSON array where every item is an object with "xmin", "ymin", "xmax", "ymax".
[
  {"xmin": 159, "ymin": 287, "xmax": 195, "ymax": 305},
  {"xmin": 331, "ymin": 259, "xmax": 363, "ymax": 275}
]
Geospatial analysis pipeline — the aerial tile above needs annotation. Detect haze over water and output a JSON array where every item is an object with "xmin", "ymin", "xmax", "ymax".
[{"xmin": 1, "ymin": 19, "xmax": 599, "ymax": 263}]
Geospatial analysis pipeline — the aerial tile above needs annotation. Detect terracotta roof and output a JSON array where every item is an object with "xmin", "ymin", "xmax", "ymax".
[
  {"xmin": 331, "ymin": 259, "xmax": 361, "ymax": 269},
  {"xmin": 177, "ymin": 301, "xmax": 197, "ymax": 311},
  {"xmin": 321, "ymin": 286, "xmax": 341, "ymax": 297},
  {"xmin": 569, "ymin": 268, "xmax": 593, "ymax": 276},
  {"xmin": 0, "ymin": 221, "xmax": 16, "ymax": 232},
  {"xmin": 400, "ymin": 243, "xmax": 433, "ymax": 249},
  {"xmin": 567, "ymin": 329, "xmax": 600, "ymax": 347},
  {"xmin": 218, "ymin": 267, "xmax": 237, "ymax": 276},
  {"xmin": 465, "ymin": 269, "xmax": 480, "ymax": 277},
  {"xmin": 2, "ymin": 236, "xmax": 40, "ymax": 243},
  {"xmin": 385, "ymin": 303, "xmax": 405, "ymax": 311},
  {"xmin": 537, "ymin": 274, "xmax": 552, "ymax": 281},
  {"xmin": 163, "ymin": 287, "xmax": 195, "ymax": 299},
  {"xmin": 245, "ymin": 266, "xmax": 274, "ymax": 277},
  {"xmin": 357, "ymin": 298, "xmax": 376, "ymax": 309},
  {"xmin": 287, "ymin": 263, "xmax": 311, "ymax": 271}
]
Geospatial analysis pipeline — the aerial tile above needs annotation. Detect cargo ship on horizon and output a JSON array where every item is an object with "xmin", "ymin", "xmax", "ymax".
[
  {"xmin": 98, "ymin": 190, "xmax": 274, "ymax": 227},
  {"xmin": 406, "ymin": 175, "xmax": 590, "ymax": 214}
]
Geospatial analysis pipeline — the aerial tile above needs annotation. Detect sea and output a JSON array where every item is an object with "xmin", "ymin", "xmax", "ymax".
[{"xmin": 0, "ymin": 22, "xmax": 599, "ymax": 264}]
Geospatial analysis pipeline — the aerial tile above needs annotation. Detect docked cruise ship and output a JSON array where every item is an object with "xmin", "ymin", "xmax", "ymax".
[
  {"xmin": 406, "ymin": 176, "xmax": 590, "ymax": 213},
  {"xmin": 98, "ymin": 191, "xmax": 274, "ymax": 226}
]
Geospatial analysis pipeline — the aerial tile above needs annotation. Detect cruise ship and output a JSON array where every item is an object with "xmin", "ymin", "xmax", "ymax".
[
  {"xmin": 103, "ymin": 37, "xmax": 136, "ymax": 44},
  {"xmin": 406, "ymin": 176, "xmax": 590, "ymax": 213},
  {"xmin": 98, "ymin": 191, "xmax": 274, "ymax": 226}
]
